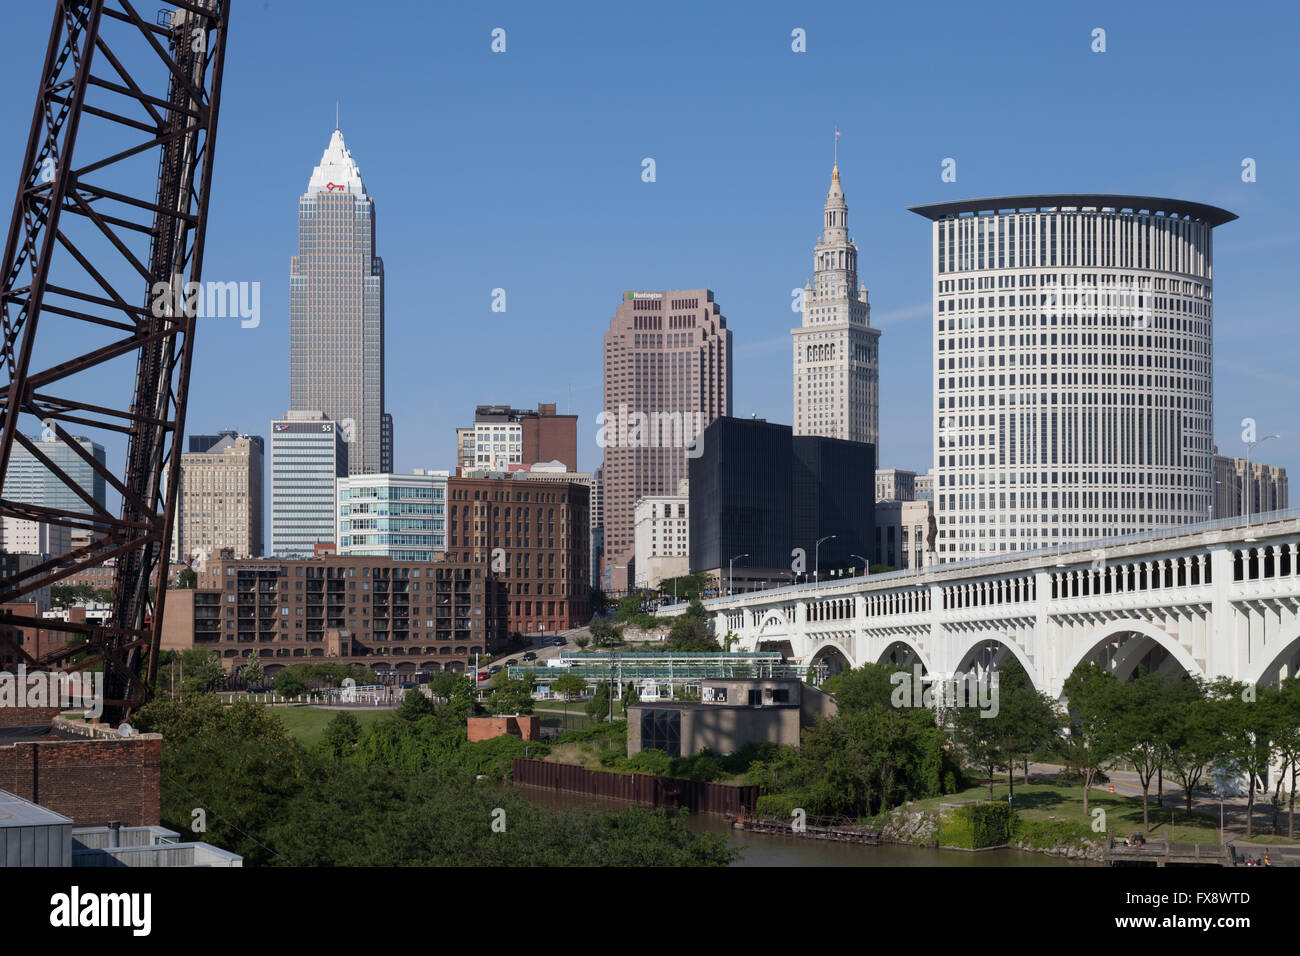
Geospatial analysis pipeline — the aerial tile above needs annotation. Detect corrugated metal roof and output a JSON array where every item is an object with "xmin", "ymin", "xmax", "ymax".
[{"xmin": 0, "ymin": 789, "xmax": 73, "ymax": 827}]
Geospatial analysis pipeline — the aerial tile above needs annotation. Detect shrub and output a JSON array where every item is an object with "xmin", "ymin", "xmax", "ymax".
[
  {"xmin": 1013, "ymin": 817, "xmax": 1096, "ymax": 849},
  {"xmin": 624, "ymin": 748, "xmax": 673, "ymax": 776},
  {"xmin": 755, "ymin": 792, "xmax": 813, "ymax": 820},
  {"xmin": 938, "ymin": 802, "xmax": 1016, "ymax": 849}
]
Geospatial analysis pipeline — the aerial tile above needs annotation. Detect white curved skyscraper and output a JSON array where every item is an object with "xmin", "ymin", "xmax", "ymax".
[{"xmin": 908, "ymin": 194, "xmax": 1236, "ymax": 562}]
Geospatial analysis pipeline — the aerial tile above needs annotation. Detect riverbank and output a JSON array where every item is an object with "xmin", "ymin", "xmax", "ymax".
[{"xmin": 513, "ymin": 785, "xmax": 1095, "ymax": 866}]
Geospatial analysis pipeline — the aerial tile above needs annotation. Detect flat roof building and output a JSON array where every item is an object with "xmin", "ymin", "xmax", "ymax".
[
  {"xmin": 183, "ymin": 551, "xmax": 506, "ymax": 675},
  {"xmin": 456, "ymin": 403, "xmax": 578, "ymax": 473},
  {"xmin": 270, "ymin": 410, "xmax": 348, "ymax": 558},
  {"xmin": 446, "ymin": 472, "xmax": 590, "ymax": 636},
  {"xmin": 689, "ymin": 417, "xmax": 875, "ymax": 591},
  {"xmin": 172, "ymin": 432, "xmax": 264, "ymax": 565},
  {"xmin": 910, "ymin": 194, "xmax": 1236, "ymax": 561},
  {"xmin": 601, "ymin": 290, "xmax": 731, "ymax": 592},
  {"xmin": 336, "ymin": 470, "xmax": 448, "ymax": 561}
]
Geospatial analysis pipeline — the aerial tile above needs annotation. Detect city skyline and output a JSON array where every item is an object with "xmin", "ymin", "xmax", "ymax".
[{"xmin": 0, "ymin": 2, "xmax": 1294, "ymax": 512}]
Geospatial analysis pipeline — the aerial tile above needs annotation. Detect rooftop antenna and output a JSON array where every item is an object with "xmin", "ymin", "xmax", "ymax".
[{"xmin": 834, "ymin": 125, "xmax": 840, "ymax": 167}]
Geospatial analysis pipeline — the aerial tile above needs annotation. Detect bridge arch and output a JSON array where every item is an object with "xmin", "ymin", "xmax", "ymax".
[
  {"xmin": 1059, "ymin": 619, "xmax": 1205, "ymax": 692},
  {"xmin": 951, "ymin": 634, "xmax": 1043, "ymax": 691},
  {"xmin": 1244, "ymin": 628, "xmax": 1300, "ymax": 689},
  {"xmin": 755, "ymin": 609, "xmax": 793, "ymax": 637},
  {"xmin": 875, "ymin": 639, "xmax": 931, "ymax": 675},
  {"xmin": 809, "ymin": 642, "xmax": 853, "ymax": 678}
]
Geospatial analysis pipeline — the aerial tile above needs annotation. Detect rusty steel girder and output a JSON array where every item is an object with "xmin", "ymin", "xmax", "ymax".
[{"xmin": 0, "ymin": 0, "xmax": 232, "ymax": 722}]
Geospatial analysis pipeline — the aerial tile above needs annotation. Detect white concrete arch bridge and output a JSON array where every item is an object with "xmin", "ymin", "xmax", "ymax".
[{"xmin": 659, "ymin": 510, "xmax": 1300, "ymax": 697}]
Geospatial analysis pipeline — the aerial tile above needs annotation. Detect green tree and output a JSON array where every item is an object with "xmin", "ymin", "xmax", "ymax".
[
  {"xmin": 825, "ymin": 662, "xmax": 907, "ymax": 713},
  {"xmin": 176, "ymin": 567, "xmax": 198, "ymax": 589},
  {"xmin": 614, "ymin": 594, "xmax": 648, "ymax": 622},
  {"xmin": 134, "ymin": 695, "xmax": 309, "ymax": 865},
  {"xmin": 589, "ymin": 618, "xmax": 622, "ymax": 647},
  {"xmin": 269, "ymin": 767, "xmax": 736, "ymax": 867},
  {"xmin": 1270, "ymin": 677, "xmax": 1300, "ymax": 839},
  {"xmin": 657, "ymin": 572, "xmax": 711, "ymax": 603},
  {"xmin": 1208, "ymin": 677, "xmax": 1283, "ymax": 838},
  {"xmin": 552, "ymin": 673, "xmax": 587, "ymax": 701},
  {"xmin": 397, "ymin": 688, "xmax": 437, "ymax": 721},
  {"xmin": 488, "ymin": 675, "xmax": 535, "ymax": 715},
  {"xmin": 1110, "ymin": 672, "xmax": 1187, "ymax": 830},
  {"xmin": 1058, "ymin": 662, "xmax": 1121, "ymax": 819},
  {"xmin": 239, "ymin": 652, "xmax": 264, "ymax": 688},
  {"xmin": 948, "ymin": 687, "xmax": 1005, "ymax": 802},
  {"xmin": 1164, "ymin": 675, "xmax": 1222, "ymax": 816},
  {"xmin": 428, "ymin": 672, "xmax": 476, "ymax": 720},
  {"xmin": 181, "ymin": 648, "xmax": 226, "ymax": 694},
  {"xmin": 665, "ymin": 598, "xmax": 719, "ymax": 652},
  {"xmin": 319, "ymin": 711, "xmax": 362, "ymax": 760},
  {"xmin": 273, "ymin": 669, "xmax": 306, "ymax": 697},
  {"xmin": 991, "ymin": 656, "xmax": 1062, "ymax": 803},
  {"xmin": 587, "ymin": 682, "xmax": 613, "ymax": 721}
]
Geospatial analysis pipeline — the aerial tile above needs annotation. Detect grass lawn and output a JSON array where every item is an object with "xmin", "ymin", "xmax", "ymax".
[
  {"xmin": 274, "ymin": 705, "xmax": 394, "ymax": 748},
  {"xmin": 879, "ymin": 778, "xmax": 1257, "ymax": 847}
]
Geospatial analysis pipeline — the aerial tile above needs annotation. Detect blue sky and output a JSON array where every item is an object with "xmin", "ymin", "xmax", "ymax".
[{"xmin": 1, "ymin": 0, "xmax": 1297, "ymax": 514}]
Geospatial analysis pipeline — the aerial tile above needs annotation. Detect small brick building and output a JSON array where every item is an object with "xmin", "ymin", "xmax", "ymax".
[
  {"xmin": 0, "ymin": 711, "xmax": 161, "ymax": 827},
  {"xmin": 467, "ymin": 714, "xmax": 541, "ymax": 743}
]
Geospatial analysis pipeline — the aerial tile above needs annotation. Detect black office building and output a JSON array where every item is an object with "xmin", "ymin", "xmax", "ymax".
[
  {"xmin": 792, "ymin": 435, "xmax": 874, "ymax": 571},
  {"xmin": 689, "ymin": 417, "xmax": 874, "ymax": 592}
]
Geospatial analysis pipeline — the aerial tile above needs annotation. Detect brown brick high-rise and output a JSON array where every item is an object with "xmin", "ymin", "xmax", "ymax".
[
  {"xmin": 447, "ymin": 474, "xmax": 589, "ymax": 636},
  {"xmin": 601, "ymin": 290, "xmax": 731, "ymax": 592}
]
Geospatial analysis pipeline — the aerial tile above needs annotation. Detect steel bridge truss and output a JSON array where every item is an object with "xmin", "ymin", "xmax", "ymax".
[{"xmin": 0, "ymin": 0, "xmax": 231, "ymax": 721}]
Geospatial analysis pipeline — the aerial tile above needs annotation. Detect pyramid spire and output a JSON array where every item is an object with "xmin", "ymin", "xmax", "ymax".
[{"xmin": 306, "ymin": 127, "xmax": 365, "ymax": 197}]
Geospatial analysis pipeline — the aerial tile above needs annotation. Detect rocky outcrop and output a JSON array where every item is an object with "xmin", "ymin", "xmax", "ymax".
[{"xmin": 881, "ymin": 806, "xmax": 939, "ymax": 844}]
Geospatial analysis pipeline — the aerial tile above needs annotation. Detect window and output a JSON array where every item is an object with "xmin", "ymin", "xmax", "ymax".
[{"xmin": 640, "ymin": 709, "xmax": 681, "ymax": 758}]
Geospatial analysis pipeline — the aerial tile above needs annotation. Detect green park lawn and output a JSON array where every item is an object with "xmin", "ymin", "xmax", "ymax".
[
  {"xmin": 274, "ymin": 705, "xmax": 394, "ymax": 749},
  {"xmin": 879, "ymin": 777, "xmax": 1298, "ymax": 847}
]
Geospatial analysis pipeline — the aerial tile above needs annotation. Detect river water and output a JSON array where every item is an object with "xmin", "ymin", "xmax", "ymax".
[{"xmin": 515, "ymin": 786, "xmax": 1094, "ymax": 867}]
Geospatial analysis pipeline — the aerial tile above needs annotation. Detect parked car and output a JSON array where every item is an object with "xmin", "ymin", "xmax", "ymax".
[
  {"xmin": 522, "ymin": 652, "xmax": 537, "ymax": 662},
  {"xmin": 476, "ymin": 672, "xmax": 489, "ymax": 682},
  {"xmin": 489, "ymin": 665, "xmax": 502, "ymax": 675},
  {"xmin": 400, "ymin": 681, "xmax": 415, "ymax": 689}
]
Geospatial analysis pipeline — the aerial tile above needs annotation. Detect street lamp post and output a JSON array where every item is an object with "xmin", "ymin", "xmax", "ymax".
[
  {"xmin": 729, "ymin": 553, "xmax": 749, "ymax": 597},
  {"xmin": 851, "ymin": 553, "xmax": 869, "ymax": 577},
  {"xmin": 1244, "ymin": 433, "xmax": 1280, "ymax": 535},
  {"xmin": 814, "ymin": 535, "xmax": 836, "ymax": 586}
]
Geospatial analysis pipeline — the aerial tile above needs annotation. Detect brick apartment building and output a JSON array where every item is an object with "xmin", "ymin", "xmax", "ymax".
[
  {"xmin": 447, "ymin": 473, "xmax": 590, "ymax": 636},
  {"xmin": 55, "ymin": 559, "xmax": 188, "ymax": 591},
  {"xmin": 169, "ymin": 551, "xmax": 507, "ymax": 676},
  {"xmin": 0, "ymin": 604, "xmax": 86, "ymax": 666}
]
